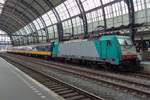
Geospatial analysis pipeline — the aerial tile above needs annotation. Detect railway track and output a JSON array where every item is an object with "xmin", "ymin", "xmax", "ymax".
[
  {"xmin": 129, "ymin": 72, "xmax": 150, "ymax": 80},
  {"xmin": 2, "ymin": 54, "xmax": 104, "ymax": 100},
  {"xmin": 2, "ymin": 53, "xmax": 150, "ymax": 99}
]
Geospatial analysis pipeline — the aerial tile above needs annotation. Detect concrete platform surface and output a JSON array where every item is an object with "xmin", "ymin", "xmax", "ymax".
[
  {"xmin": 0, "ymin": 57, "xmax": 65, "ymax": 100},
  {"xmin": 141, "ymin": 61, "xmax": 150, "ymax": 73},
  {"xmin": 141, "ymin": 61, "xmax": 150, "ymax": 65}
]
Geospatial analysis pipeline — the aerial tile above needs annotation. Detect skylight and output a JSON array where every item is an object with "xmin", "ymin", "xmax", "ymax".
[
  {"xmin": 0, "ymin": 0, "xmax": 6, "ymax": 14},
  {"xmin": 0, "ymin": 30, "xmax": 7, "ymax": 34}
]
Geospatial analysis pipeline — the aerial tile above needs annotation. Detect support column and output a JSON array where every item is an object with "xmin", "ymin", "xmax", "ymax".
[
  {"xmin": 125, "ymin": 0, "xmax": 136, "ymax": 42},
  {"xmin": 75, "ymin": 0, "xmax": 88, "ymax": 38}
]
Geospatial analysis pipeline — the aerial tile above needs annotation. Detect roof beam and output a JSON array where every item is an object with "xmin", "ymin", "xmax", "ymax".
[
  {"xmin": 43, "ymin": 0, "xmax": 64, "ymax": 41},
  {"xmin": 124, "ymin": 0, "xmax": 135, "ymax": 41}
]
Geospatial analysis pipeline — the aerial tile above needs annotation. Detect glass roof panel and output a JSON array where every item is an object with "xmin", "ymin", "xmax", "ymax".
[
  {"xmin": 133, "ymin": 0, "xmax": 145, "ymax": 11},
  {"xmin": 56, "ymin": 3, "xmax": 70, "ymax": 20},
  {"xmin": 0, "ymin": 0, "xmax": 6, "ymax": 14},
  {"xmin": 47, "ymin": 11, "xmax": 58, "ymax": 24},
  {"xmin": 64, "ymin": 0, "xmax": 80, "ymax": 17},
  {"xmin": 42, "ymin": 13, "xmax": 52, "ymax": 26},
  {"xmin": 33, "ymin": 20, "xmax": 40, "ymax": 30},
  {"xmin": 81, "ymin": 0, "xmax": 101, "ymax": 11}
]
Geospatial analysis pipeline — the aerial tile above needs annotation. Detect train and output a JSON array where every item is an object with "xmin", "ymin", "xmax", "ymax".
[
  {"xmin": 8, "ymin": 43, "xmax": 51, "ymax": 59},
  {"xmin": 8, "ymin": 34, "xmax": 141, "ymax": 71}
]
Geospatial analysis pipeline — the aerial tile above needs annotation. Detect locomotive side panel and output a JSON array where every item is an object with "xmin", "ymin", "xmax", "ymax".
[
  {"xmin": 58, "ymin": 40, "xmax": 81, "ymax": 59},
  {"xmin": 57, "ymin": 40, "xmax": 100, "ymax": 61},
  {"xmin": 80, "ymin": 40, "xmax": 100, "ymax": 61}
]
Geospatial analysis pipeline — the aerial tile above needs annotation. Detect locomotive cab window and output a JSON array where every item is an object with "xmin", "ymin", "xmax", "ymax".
[{"xmin": 117, "ymin": 36, "xmax": 133, "ymax": 46}]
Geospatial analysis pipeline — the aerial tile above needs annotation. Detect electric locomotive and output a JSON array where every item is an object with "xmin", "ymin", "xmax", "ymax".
[{"xmin": 51, "ymin": 34, "xmax": 140, "ymax": 71}]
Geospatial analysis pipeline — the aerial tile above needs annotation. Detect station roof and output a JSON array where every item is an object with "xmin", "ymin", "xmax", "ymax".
[
  {"xmin": 0, "ymin": 0, "xmax": 65, "ymax": 34},
  {"xmin": 0, "ymin": 0, "xmax": 149, "ymax": 46}
]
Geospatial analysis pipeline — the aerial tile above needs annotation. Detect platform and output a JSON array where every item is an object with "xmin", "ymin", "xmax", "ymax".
[
  {"xmin": 0, "ymin": 57, "xmax": 65, "ymax": 100},
  {"xmin": 141, "ymin": 61, "xmax": 150, "ymax": 73}
]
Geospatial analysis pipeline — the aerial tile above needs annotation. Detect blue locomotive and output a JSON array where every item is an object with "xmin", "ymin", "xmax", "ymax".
[{"xmin": 52, "ymin": 35, "xmax": 140, "ymax": 71}]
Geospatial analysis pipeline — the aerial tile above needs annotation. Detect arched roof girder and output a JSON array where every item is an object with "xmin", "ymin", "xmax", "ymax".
[
  {"xmin": 5, "ymin": 1, "xmax": 39, "ymax": 34},
  {"xmin": 17, "ymin": 0, "xmax": 50, "ymax": 41},
  {"xmin": 76, "ymin": 0, "xmax": 88, "ymax": 37},
  {"xmin": 1, "ymin": 12, "xmax": 26, "ymax": 27},
  {"xmin": 0, "ymin": 16, "xmax": 23, "ymax": 33},
  {"xmin": 1, "ymin": 5, "xmax": 33, "ymax": 32},
  {"xmin": 100, "ymin": 0, "xmax": 106, "ymax": 31},
  {"xmin": 3, "ymin": 5, "xmax": 31, "ymax": 22},
  {"xmin": 124, "ymin": 0, "xmax": 135, "ymax": 41},
  {"xmin": 6, "ymin": 0, "xmax": 50, "ymax": 41},
  {"xmin": 4, "ymin": 1, "xmax": 40, "ymax": 37},
  {"xmin": 2, "ymin": 11, "xmax": 35, "ymax": 35},
  {"xmin": 0, "ymin": 21, "xmax": 20, "ymax": 33},
  {"xmin": 1, "ymin": 0, "xmax": 64, "ymax": 35},
  {"xmin": 8, "ymin": 0, "xmax": 37, "ymax": 19},
  {"xmin": 0, "ymin": 0, "xmax": 66, "ymax": 43},
  {"xmin": 43, "ymin": 0, "xmax": 63, "ymax": 41},
  {"xmin": 0, "ymin": 25, "xmax": 11, "ymax": 34},
  {"xmin": 30, "ymin": 0, "xmax": 50, "ymax": 41}
]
